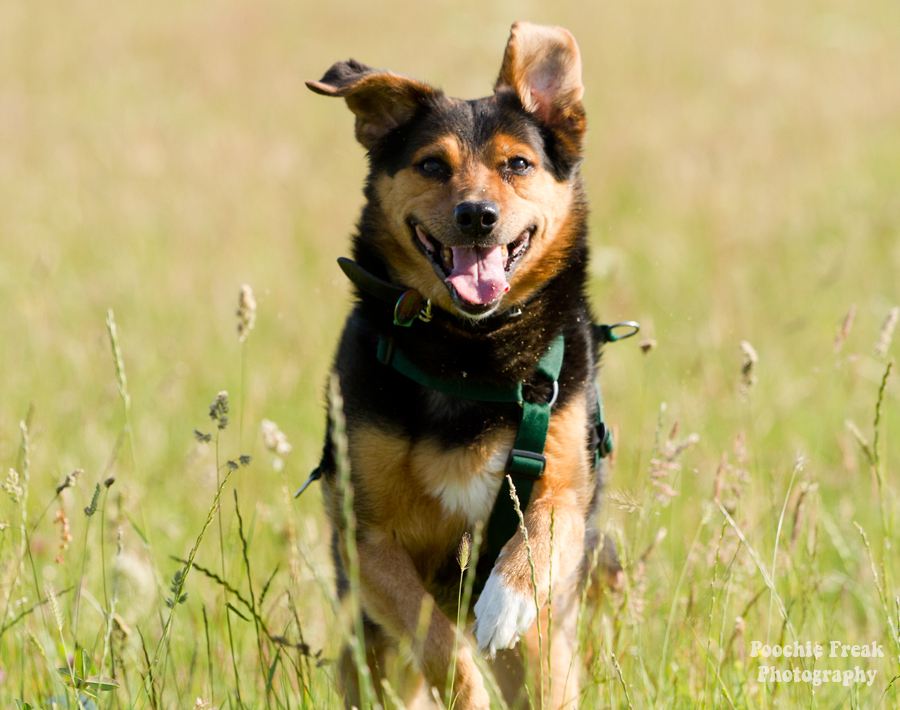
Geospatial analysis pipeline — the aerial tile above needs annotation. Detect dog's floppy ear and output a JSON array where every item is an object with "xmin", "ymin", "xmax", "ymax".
[
  {"xmin": 495, "ymin": 22, "xmax": 585, "ymax": 146},
  {"xmin": 307, "ymin": 60, "xmax": 437, "ymax": 150}
]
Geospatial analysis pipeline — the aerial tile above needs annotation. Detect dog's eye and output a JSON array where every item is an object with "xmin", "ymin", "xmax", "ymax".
[
  {"xmin": 418, "ymin": 158, "xmax": 448, "ymax": 176},
  {"xmin": 507, "ymin": 157, "xmax": 532, "ymax": 173}
]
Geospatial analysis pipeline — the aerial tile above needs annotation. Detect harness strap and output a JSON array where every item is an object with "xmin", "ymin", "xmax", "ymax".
[
  {"xmin": 487, "ymin": 333, "xmax": 564, "ymax": 561},
  {"xmin": 302, "ymin": 257, "xmax": 638, "ymax": 583},
  {"xmin": 378, "ymin": 332, "xmax": 566, "ymax": 569},
  {"xmin": 377, "ymin": 336, "xmax": 521, "ymax": 403}
]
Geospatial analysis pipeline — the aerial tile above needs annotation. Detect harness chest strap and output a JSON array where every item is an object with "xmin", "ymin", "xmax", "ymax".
[
  {"xmin": 377, "ymin": 331, "xmax": 571, "ymax": 561},
  {"xmin": 298, "ymin": 258, "xmax": 635, "ymax": 571}
]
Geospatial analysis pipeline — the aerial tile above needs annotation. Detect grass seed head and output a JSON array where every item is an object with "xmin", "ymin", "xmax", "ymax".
[
  {"xmin": 606, "ymin": 489, "xmax": 643, "ymax": 514},
  {"xmin": 44, "ymin": 582, "xmax": 65, "ymax": 633},
  {"xmin": 166, "ymin": 568, "xmax": 188, "ymax": 608},
  {"xmin": 260, "ymin": 419, "xmax": 292, "ymax": 470},
  {"xmin": 457, "ymin": 532, "xmax": 472, "ymax": 571},
  {"xmin": 84, "ymin": 483, "xmax": 101, "ymax": 516},
  {"xmin": 53, "ymin": 508, "xmax": 73, "ymax": 563},
  {"xmin": 874, "ymin": 306, "xmax": 899, "ymax": 358},
  {"xmin": 236, "ymin": 284, "xmax": 257, "ymax": 342},
  {"xmin": 55, "ymin": 468, "xmax": 83, "ymax": 495},
  {"xmin": 739, "ymin": 340, "xmax": 758, "ymax": 396},
  {"xmin": 4, "ymin": 468, "xmax": 23, "ymax": 503},
  {"xmin": 209, "ymin": 391, "xmax": 229, "ymax": 429}
]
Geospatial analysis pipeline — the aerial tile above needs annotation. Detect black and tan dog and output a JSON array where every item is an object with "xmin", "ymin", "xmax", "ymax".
[{"xmin": 307, "ymin": 22, "xmax": 618, "ymax": 709}]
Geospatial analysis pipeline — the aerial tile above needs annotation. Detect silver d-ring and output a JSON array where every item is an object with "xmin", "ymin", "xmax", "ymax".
[
  {"xmin": 609, "ymin": 321, "xmax": 640, "ymax": 341},
  {"xmin": 549, "ymin": 381, "xmax": 559, "ymax": 407}
]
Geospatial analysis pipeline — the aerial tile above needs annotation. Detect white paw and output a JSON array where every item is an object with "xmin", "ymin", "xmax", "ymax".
[{"xmin": 472, "ymin": 571, "xmax": 536, "ymax": 659}]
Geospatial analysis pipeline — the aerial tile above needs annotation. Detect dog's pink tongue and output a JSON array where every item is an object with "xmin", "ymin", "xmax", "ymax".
[{"xmin": 445, "ymin": 245, "xmax": 510, "ymax": 305}]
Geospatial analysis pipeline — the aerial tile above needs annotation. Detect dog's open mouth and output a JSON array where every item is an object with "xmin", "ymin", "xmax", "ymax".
[{"xmin": 411, "ymin": 222, "xmax": 532, "ymax": 311}]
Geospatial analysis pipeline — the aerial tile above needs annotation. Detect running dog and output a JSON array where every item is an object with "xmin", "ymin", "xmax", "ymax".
[{"xmin": 307, "ymin": 22, "xmax": 616, "ymax": 709}]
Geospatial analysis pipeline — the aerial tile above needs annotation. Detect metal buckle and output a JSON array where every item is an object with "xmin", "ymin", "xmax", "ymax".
[
  {"xmin": 506, "ymin": 449, "xmax": 546, "ymax": 478},
  {"xmin": 607, "ymin": 321, "xmax": 640, "ymax": 342},
  {"xmin": 518, "ymin": 380, "xmax": 559, "ymax": 409}
]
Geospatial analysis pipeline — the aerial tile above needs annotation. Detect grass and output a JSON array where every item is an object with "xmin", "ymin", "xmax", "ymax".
[{"xmin": 1, "ymin": 0, "xmax": 899, "ymax": 707}]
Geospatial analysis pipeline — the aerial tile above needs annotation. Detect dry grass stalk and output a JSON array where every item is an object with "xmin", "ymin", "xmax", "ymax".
[
  {"xmin": 789, "ymin": 480, "xmax": 818, "ymax": 553},
  {"xmin": 649, "ymin": 419, "xmax": 699, "ymax": 506},
  {"xmin": 834, "ymin": 304, "xmax": 856, "ymax": 353},
  {"xmin": 874, "ymin": 306, "xmax": 899, "ymax": 358},
  {"xmin": 53, "ymin": 509, "xmax": 73, "ymax": 564},
  {"xmin": 260, "ymin": 419, "xmax": 292, "ymax": 471}
]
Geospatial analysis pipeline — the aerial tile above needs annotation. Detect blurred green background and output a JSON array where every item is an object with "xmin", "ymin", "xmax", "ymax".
[
  {"xmin": 3, "ymin": 0, "xmax": 897, "ymax": 512},
  {"xmin": 2, "ymin": 0, "xmax": 899, "ymax": 703}
]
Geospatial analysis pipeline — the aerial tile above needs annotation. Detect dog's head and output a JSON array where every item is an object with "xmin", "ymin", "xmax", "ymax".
[{"xmin": 308, "ymin": 22, "xmax": 586, "ymax": 320}]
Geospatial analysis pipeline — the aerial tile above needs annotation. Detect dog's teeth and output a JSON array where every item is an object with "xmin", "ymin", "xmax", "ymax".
[
  {"xmin": 443, "ymin": 247, "xmax": 453, "ymax": 268},
  {"xmin": 415, "ymin": 225, "xmax": 433, "ymax": 253},
  {"xmin": 501, "ymin": 244, "xmax": 508, "ymax": 258}
]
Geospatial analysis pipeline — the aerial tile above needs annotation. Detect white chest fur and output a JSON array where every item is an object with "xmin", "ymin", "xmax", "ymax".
[{"xmin": 422, "ymin": 443, "xmax": 511, "ymax": 525}]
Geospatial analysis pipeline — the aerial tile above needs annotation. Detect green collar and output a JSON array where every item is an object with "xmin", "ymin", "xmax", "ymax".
[{"xmin": 338, "ymin": 257, "xmax": 433, "ymax": 326}]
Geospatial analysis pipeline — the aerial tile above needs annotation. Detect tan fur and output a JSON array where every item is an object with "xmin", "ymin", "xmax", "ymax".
[
  {"xmin": 373, "ymin": 130, "xmax": 581, "ymax": 317},
  {"xmin": 521, "ymin": 596, "xmax": 582, "ymax": 708},
  {"xmin": 345, "ymin": 532, "xmax": 491, "ymax": 708},
  {"xmin": 492, "ymin": 393, "xmax": 591, "ymax": 601},
  {"xmin": 333, "ymin": 393, "xmax": 591, "ymax": 708},
  {"xmin": 337, "ymin": 425, "xmax": 513, "ymax": 577}
]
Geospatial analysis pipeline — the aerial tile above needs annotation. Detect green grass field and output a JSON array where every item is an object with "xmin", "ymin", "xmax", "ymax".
[{"xmin": 2, "ymin": 0, "xmax": 899, "ymax": 707}]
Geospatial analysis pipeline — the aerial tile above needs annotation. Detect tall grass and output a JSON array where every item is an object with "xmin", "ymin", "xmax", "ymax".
[
  {"xmin": 2, "ymin": 0, "xmax": 900, "ymax": 707},
  {"xmin": 1, "ymin": 284, "xmax": 896, "ymax": 708}
]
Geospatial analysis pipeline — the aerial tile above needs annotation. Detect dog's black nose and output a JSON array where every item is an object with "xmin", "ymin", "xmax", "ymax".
[{"xmin": 454, "ymin": 201, "xmax": 499, "ymax": 237}]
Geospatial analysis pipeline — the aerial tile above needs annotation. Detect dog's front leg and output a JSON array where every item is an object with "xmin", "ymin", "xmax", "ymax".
[
  {"xmin": 352, "ymin": 532, "xmax": 492, "ymax": 710},
  {"xmin": 474, "ymin": 394, "xmax": 592, "ymax": 659}
]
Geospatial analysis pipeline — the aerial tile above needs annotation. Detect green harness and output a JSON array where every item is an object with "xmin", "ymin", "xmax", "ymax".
[{"xmin": 299, "ymin": 258, "xmax": 638, "ymax": 568}]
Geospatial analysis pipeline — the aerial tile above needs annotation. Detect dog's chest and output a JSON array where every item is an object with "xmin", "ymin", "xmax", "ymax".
[{"xmin": 412, "ymin": 436, "xmax": 513, "ymax": 526}]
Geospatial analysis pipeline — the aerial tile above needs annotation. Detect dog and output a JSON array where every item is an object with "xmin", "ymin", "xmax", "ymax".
[{"xmin": 306, "ymin": 22, "xmax": 618, "ymax": 709}]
